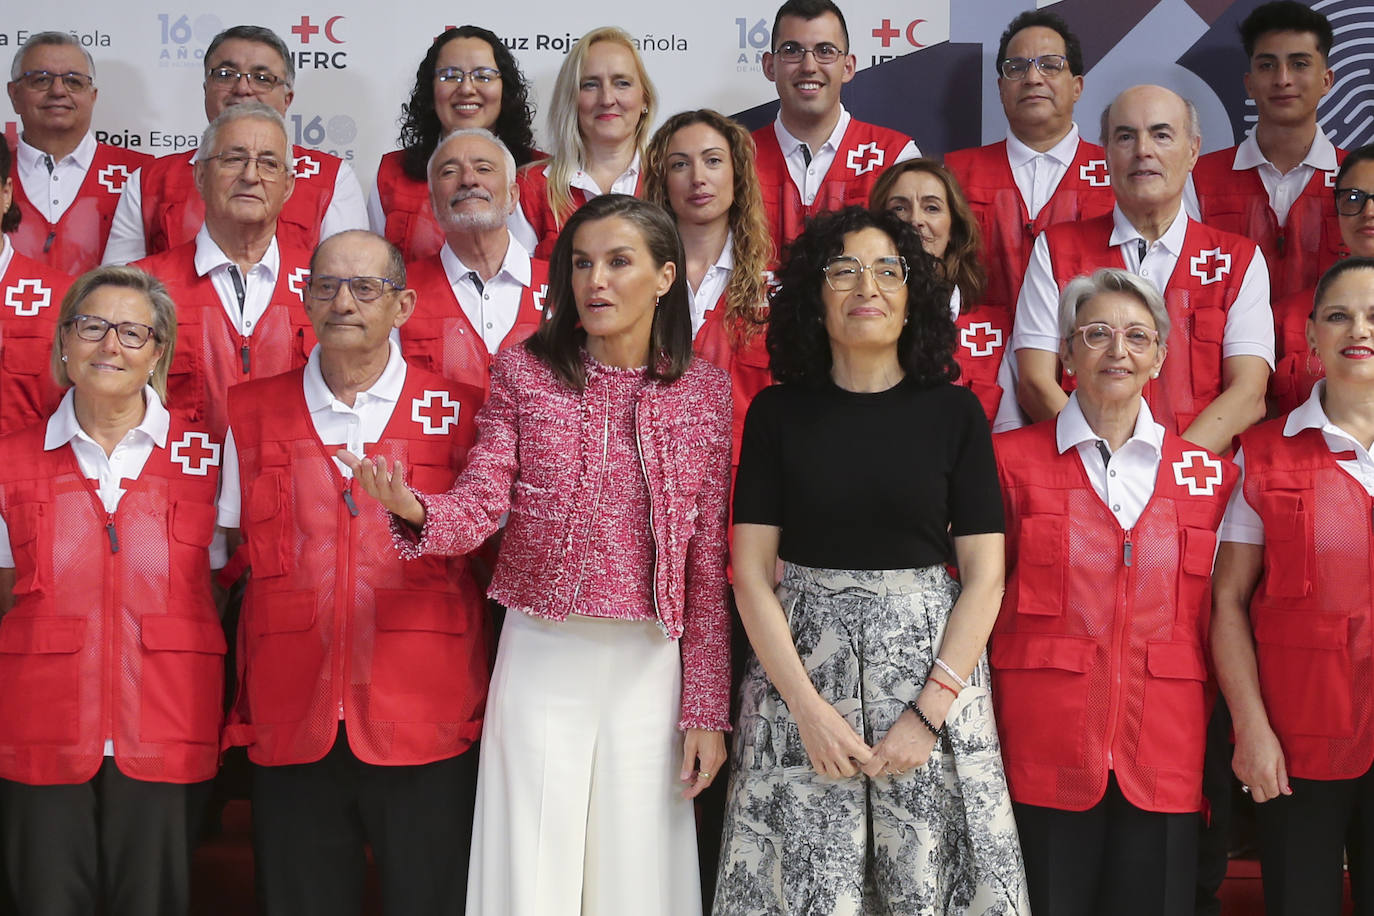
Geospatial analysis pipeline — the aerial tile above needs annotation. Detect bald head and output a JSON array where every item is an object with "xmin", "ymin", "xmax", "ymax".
[{"xmin": 1101, "ymin": 85, "xmax": 1201, "ymax": 226}]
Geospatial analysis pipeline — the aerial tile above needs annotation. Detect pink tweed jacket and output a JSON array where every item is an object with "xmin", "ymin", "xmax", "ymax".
[{"xmin": 395, "ymin": 344, "xmax": 733, "ymax": 731}]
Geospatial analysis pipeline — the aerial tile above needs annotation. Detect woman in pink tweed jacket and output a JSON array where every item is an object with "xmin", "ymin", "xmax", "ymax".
[{"xmin": 343, "ymin": 194, "xmax": 732, "ymax": 915}]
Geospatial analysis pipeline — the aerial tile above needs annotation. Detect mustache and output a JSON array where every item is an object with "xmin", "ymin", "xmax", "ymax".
[{"xmin": 447, "ymin": 188, "xmax": 494, "ymax": 208}]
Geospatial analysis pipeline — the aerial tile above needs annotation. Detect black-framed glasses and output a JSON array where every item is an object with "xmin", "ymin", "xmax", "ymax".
[
  {"xmin": 774, "ymin": 41, "xmax": 845, "ymax": 65},
  {"xmin": 434, "ymin": 66, "xmax": 501, "ymax": 85},
  {"xmin": 16, "ymin": 70, "xmax": 94, "ymax": 92},
  {"xmin": 1075, "ymin": 323, "xmax": 1160, "ymax": 353},
  {"xmin": 306, "ymin": 276, "xmax": 404, "ymax": 302},
  {"xmin": 201, "ymin": 153, "xmax": 287, "ymax": 179},
  {"xmin": 999, "ymin": 54, "xmax": 1069, "ymax": 80},
  {"xmin": 66, "ymin": 314, "xmax": 159, "ymax": 349},
  {"xmin": 822, "ymin": 256, "xmax": 909, "ymax": 291},
  {"xmin": 1335, "ymin": 187, "xmax": 1374, "ymax": 217},
  {"xmin": 207, "ymin": 67, "xmax": 286, "ymax": 92}
]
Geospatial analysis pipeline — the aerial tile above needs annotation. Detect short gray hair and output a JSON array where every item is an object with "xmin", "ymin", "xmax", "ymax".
[
  {"xmin": 1099, "ymin": 88, "xmax": 1202, "ymax": 146},
  {"xmin": 199, "ymin": 100, "xmax": 291, "ymax": 164},
  {"xmin": 427, "ymin": 128, "xmax": 517, "ymax": 185},
  {"xmin": 204, "ymin": 25, "xmax": 294, "ymax": 89},
  {"xmin": 11, "ymin": 31, "xmax": 96, "ymax": 82},
  {"xmin": 1058, "ymin": 267, "xmax": 1171, "ymax": 345}
]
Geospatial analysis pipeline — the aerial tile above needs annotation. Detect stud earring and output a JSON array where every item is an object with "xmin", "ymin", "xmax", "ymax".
[{"xmin": 61, "ymin": 354, "xmax": 68, "ymax": 363}]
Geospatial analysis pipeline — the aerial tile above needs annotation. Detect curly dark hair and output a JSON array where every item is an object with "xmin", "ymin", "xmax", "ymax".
[
  {"xmin": 396, "ymin": 26, "xmax": 538, "ymax": 182},
  {"xmin": 767, "ymin": 207, "xmax": 957, "ymax": 389}
]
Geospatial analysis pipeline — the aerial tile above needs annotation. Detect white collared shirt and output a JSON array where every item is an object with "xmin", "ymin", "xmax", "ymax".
[
  {"xmin": 193, "ymin": 224, "xmax": 280, "ymax": 337},
  {"xmin": 1006, "ymin": 124, "xmax": 1081, "ymax": 220},
  {"xmin": 1056, "ymin": 392, "xmax": 1165, "ymax": 530},
  {"xmin": 1184, "ymin": 129, "xmax": 1339, "ymax": 226},
  {"xmin": 507, "ymin": 154, "xmax": 642, "ymax": 254},
  {"xmin": 439, "ymin": 233, "xmax": 533, "ymax": 354},
  {"xmin": 689, "ymin": 233, "xmax": 734, "ymax": 337},
  {"xmin": 217, "ymin": 339, "xmax": 409, "ymax": 528},
  {"xmin": 16, "ymin": 132, "xmax": 97, "ymax": 224},
  {"xmin": 0, "ymin": 234, "xmax": 14, "ymax": 279},
  {"xmin": 1219, "ymin": 380, "xmax": 1374, "ymax": 545},
  {"xmin": 772, "ymin": 107, "xmax": 920, "ymax": 205}
]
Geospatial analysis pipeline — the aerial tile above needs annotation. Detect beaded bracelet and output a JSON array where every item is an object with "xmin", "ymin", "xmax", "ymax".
[
  {"xmin": 933, "ymin": 657, "xmax": 970, "ymax": 691},
  {"xmin": 908, "ymin": 701, "xmax": 944, "ymax": 738}
]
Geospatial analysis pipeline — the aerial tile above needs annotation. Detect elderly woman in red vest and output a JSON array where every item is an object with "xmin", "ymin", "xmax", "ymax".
[
  {"xmin": 1213, "ymin": 257, "xmax": 1374, "ymax": 915},
  {"xmin": 993, "ymin": 267, "xmax": 1237, "ymax": 916},
  {"xmin": 0, "ymin": 266, "xmax": 224, "ymax": 915}
]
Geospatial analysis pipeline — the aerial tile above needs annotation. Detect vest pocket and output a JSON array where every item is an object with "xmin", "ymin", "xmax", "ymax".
[
  {"xmin": 244, "ymin": 589, "xmax": 321, "ymax": 725},
  {"xmin": 245, "ymin": 471, "xmax": 291, "ymax": 578},
  {"xmin": 989, "ymin": 632, "xmax": 1095, "ymax": 767},
  {"xmin": 1177, "ymin": 526, "xmax": 1218, "ymax": 617},
  {"xmin": 1014, "ymin": 516, "xmax": 1066, "ymax": 616},
  {"xmin": 1138, "ymin": 640, "xmax": 1208, "ymax": 772},
  {"xmin": 0, "ymin": 615, "xmax": 85, "ymax": 745},
  {"xmin": 1189, "ymin": 307, "xmax": 1226, "ymax": 398},
  {"xmin": 369, "ymin": 587, "xmax": 481, "ymax": 724},
  {"xmin": 139, "ymin": 615, "xmax": 226, "ymax": 745},
  {"xmin": 1253, "ymin": 609, "xmax": 1353, "ymax": 738},
  {"xmin": 1257, "ymin": 490, "xmax": 1310, "ymax": 598}
]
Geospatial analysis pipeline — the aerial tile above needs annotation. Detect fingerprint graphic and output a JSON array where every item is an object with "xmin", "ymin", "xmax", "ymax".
[{"xmin": 1316, "ymin": 0, "xmax": 1374, "ymax": 148}]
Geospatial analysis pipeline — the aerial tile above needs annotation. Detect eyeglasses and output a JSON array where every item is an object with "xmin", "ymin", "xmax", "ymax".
[
  {"xmin": 306, "ymin": 276, "xmax": 404, "ymax": 302},
  {"xmin": 1335, "ymin": 187, "xmax": 1374, "ymax": 217},
  {"xmin": 822, "ymin": 256, "xmax": 909, "ymax": 291},
  {"xmin": 202, "ymin": 153, "xmax": 287, "ymax": 179},
  {"xmin": 774, "ymin": 41, "xmax": 845, "ymax": 65},
  {"xmin": 1075, "ymin": 323, "xmax": 1160, "ymax": 353},
  {"xmin": 207, "ymin": 67, "xmax": 286, "ymax": 92},
  {"xmin": 434, "ymin": 66, "xmax": 501, "ymax": 85},
  {"xmin": 66, "ymin": 314, "xmax": 159, "ymax": 349},
  {"xmin": 16, "ymin": 70, "xmax": 94, "ymax": 92},
  {"xmin": 999, "ymin": 54, "xmax": 1069, "ymax": 80}
]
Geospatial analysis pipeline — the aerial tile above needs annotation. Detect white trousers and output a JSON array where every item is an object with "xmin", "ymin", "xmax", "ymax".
[{"xmin": 466, "ymin": 610, "xmax": 703, "ymax": 916}]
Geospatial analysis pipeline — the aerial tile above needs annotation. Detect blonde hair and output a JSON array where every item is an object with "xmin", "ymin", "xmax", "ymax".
[{"xmin": 53, "ymin": 266, "xmax": 178, "ymax": 401}]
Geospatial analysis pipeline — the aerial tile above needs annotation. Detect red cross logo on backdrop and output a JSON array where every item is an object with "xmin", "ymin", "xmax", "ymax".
[
  {"xmin": 532, "ymin": 284, "xmax": 549, "ymax": 314},
  {"xmin": 1079, "ymin": 160, "xmax": 1109, "ymax": 187},
  {"xmin": 291, "ymin": 16, "xmax": 319, "ymax": 43},
  {"xmin": 1189, "ymin": 247, "xmax": 1231, "ymax": 285},
  {"xmin": 846, "ymin": 142, "xmax": 884, "ymax": 176},
  {"xmin": 171, "ymin": 432, "xmax": 221, "ymax": 476},
  {"xmin": 5, "ymin": 279, "xmax": 52, "ymax": 316},
  {"xmin": 960, "ymin": 322, "xmax": 1003, "ymax": 358},
  {"xmin": 287, "ymin": 267, "xmax": 309, "ymax": 300},
  {"xmin": 294, "ymin": 155, "xmax": 320, "ymax": 179},
  {"xmin": 97, "ymin": 164, "xmax": 131, "ymax": 194},
  {"xmin": 412, "ymin": 390, "xmax": 459, "ymax": 435},
  {"xmin": 1172, "ymin": 451, "xmax": 1223, "ymax": 496}
]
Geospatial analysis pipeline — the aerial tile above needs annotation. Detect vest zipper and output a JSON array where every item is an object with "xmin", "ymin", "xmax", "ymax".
[
  {"xmin": 632, "ymin": 397, "xmax": 663, "ymax": 630},
  {"xmin": 342, "ymin": 486, "xmax": 359, "ymax": 517},
  {"xmin": 336, "ymin": 478, "xmax": 357, "ymax": 721},
  {"xmin": 1104, "ymin": 526, "xmax": 1135, "ymax": 771},
  {"xmin": 105, "ymin": 513, "xmax": 119, "ymax": 553},
  {"xmin": 569, "ymin": 384, "xmax": 611, "ymax": 611},
  {"xmin": 240, "ymin": 337, "xmax": 251, "ymax": 375},
  {"xmin": 44, "ymin": 231, "xmax": 56, "ymax": 253}
]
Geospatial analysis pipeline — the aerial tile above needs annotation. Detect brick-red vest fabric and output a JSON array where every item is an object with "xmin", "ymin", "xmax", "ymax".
[
  {"xmin": 375, "ymin": 150, "xmax": 446, "ymax": 264},
  {"xmin": 225, "ymin": 365, "xmax": 489, "ymax": 767},
  {"xmin": 954, "ymin": 301, "xmax": 1012, "ymax": 423},
  {"xmin": 0, "ymin": 416, "xmax": 224, "ymax": 785},
  {"xmin": 992, "ymin": 421, "xmax": 1236, "ymax": 812},
  {"xmin": 137, "ymin": 146, "xmax": 341, "ymax": 256},
  {"xmin": 1045, "ymin": 214, "xmax": 1258, "ymax": 433},
  {"xmin": 10, "ymin": 143, "xmax": 152, "ymax": 275},
  {"xmin": 134, "ymin": 241, "xmax": 316, "ymax": 439},
  {"xmin": 401, "ymin": 253, "xmax": 550, "ymax": 395},
  {"xmin": 752, "ymin": 119, "xmax": 912, "ymax": 255},
  {"xmin": 0, "ymin": 252, "xmax": 70, "ymax": 435},
  {"xmin": 691, "ymin": 292, "xmax": 771, "ymax": 470},
  {"xmin": 944, "ymin": 139, "xmax": 1114, "ymax": 314},
  {"xmin": 1240, "ymin": 420, "xmax": 1374, "ymax": 780},
  {"xmin": 514, "ymin": 162, "xmax": 643, "ymax": 260},
  {"xmin": 1192, "ymin": 146, "xmax": 1345, "ymax": 300},
  {"xmin": 1270, "ymin": 284, "xmax": 1319, "ymax": 416}
]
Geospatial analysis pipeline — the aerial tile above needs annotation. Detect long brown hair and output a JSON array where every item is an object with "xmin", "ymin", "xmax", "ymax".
[{"xmin": 869, "ymin": 158, "xmax": 985, "ymax": 305}]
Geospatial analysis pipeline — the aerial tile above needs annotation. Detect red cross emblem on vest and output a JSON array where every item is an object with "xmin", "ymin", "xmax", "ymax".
[
  {"xmin": 5, "ymin": 279, "xmax": 52, "ymax": 316},
  {"xmin": 294, "ymin": 154, "xmax": 321, "ymax": 179},
  {"xmin": 171, "ymin": 431, "xmax": 222, "ymax": 476},
  {"xmin": 846, "ymin": 142, "xmax": 884, "ymax": 176},
  {"xmin": 1078, "ymin": 159, "xmax": 1109, "ymax": 187},
  {"xmin": 1189, "ymin": 247, "xmax": 1231, "ymax": 285},
  {"xmin": 412, "ymin": 390, "xmax": 459, "ymax": 435},
  {"xmin": 533, "ymin": 283, "xmax": 549, "ymax": 314},
  {"xmin": 287, "ymin": 267, "xmax": 310, "ymax": 300},
  {"xmin": 1172, "ymin": 450, "xmax": 1223, "ymax": 496},
  {"xmin": 1326, "ymin": 169, "xmax": 1337, "ymax": 188},
  {"xmin": 960, "ymin": 322, "xmax": 1003, "ymax": 358},
  {"xmin": 97, "ymin": 163, "xmax": 132, "ymax": 194}
]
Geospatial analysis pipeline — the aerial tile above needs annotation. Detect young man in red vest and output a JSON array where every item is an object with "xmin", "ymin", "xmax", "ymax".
[
  {"xmin": 5, "ymin": 32, "xmax": 151, "ymax": 274},
  {"xmin": 219, "ymin": 229, "xmax": 488, "ymax": 916},
  {"xmin": 102, "ymin": 25, "xmax": 366, "ymax": 265},
  {"xmin": 944, "ymin": 10, "xmax": 1114, "ymax": 315},
  {"xmin": 753, "ymin": 0, "xmax": 918, "ymax": 254},
  {"xmin": 1189, "ymin": 1, "xmax": 1342, "ymax": 300},
  {"xmin": 1002, "ymin": 85, "xmax": 1274, "ymax": 456},
  {"xmin": 403, "ymin": 128, "xmax": 549, "ymax": 395}
]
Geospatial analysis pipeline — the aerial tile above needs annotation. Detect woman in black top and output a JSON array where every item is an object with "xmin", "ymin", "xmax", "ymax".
[{"xmin": 714, "ymin": 208, "xmax": 1029, "ymax": 915}]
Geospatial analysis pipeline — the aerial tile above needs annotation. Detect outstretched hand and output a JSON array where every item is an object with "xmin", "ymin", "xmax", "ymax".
[{"xmin": 335, "ymin": 450, "xmax": 426, "ymax": 528}]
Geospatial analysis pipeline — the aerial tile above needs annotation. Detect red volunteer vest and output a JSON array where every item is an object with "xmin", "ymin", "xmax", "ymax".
[
  {"xmin": 137, "ymin": 146, "xmax": 342, "ymax": 257},
  {"xmin": 752, "ymin": 118, "xmax": 912, "ymax": 254},
  {"xmin": 0, "ymin": 252, "xmax": 70, "ymax": 435},
  {"xmin": 1193, "ymin": 146, "xmax": 1345, "ymax": 301},
  {"xmin": 1269, "ymin": 284, "xmax": 1319, "ymax": 416},
  {"xmin": 692, "ymin": 292, "xmax": 771, "ymax": 471},
  {"xmin": 1240, "ymin": 420, "xmax": 1374, "ymax": 780},
  {"xmin": 992, "ymin": 422, "xmax": 1236, "ymax": 812},
  {"xmin": 375, "ymin": 150, "xmax": 446, "ymax": 263},
  {"xmin": 402, "ymin": 253, "xmax": 551, "ymax": 394},
  {"xmin": 954, "ymin": 300, "xmax": 1011, "ymax": 423},
  {"xmin": 225, "ymin": 365, "xmax": 489, "ymax": 767},
  {"xmin": 0, "ymin": 415, "xmax": 224, "ymax": 785},
  {"xmin": 944, "ymin": 139, "xmax": 1114, "ymax": 315},
  {"xmin": 134, "ymin": 241, "xmax": 316, "ymax": 439},
  {"xmin": 515, "ymin": 162, "xmax": 644, "ymax": 260},
  {"xmin": 1045, "ymin": 214, "xmax": 1259, "ymax": 433},
  {"xmin": 10, "ymin": 143, "xmax": 152, "ymax": 275}
]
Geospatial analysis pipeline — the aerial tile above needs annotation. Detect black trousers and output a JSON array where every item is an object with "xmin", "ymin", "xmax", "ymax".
[
  {"xmin": 1014, "ymin": 774, "xmax": 1199, "ymax": 916},
  {"xmin": 1255, "ymin": 768, "xmax": 1374, "ymax": 915},
  {"xmin": 252, "ymin": 725, "xmax": 479, "ymax": 916},
  {"xmin": 0, "ymin": 759, "xmax": 211, "ymax": 916}
]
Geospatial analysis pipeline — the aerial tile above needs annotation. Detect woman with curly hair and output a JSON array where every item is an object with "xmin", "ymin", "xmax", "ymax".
[
  {"xmin": 871, "ymin": 158, "xmax": 1009, "ymax": 422},
  {"xmin": 714, "ymin": 207, "xmax": 1029, "ymax": 914},
  {"xmin": 511, "ymin": 26, "xmax": 656, "ymax": 259},
  {"xmin": 369, "ymin": 25, "xmax": 540, "ymax": 261}
]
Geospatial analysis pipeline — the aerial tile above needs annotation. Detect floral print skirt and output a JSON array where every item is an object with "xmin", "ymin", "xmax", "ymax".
[{"xmin": 714, "ymin": 564, "xmax": 1030, "ymax": 915}]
